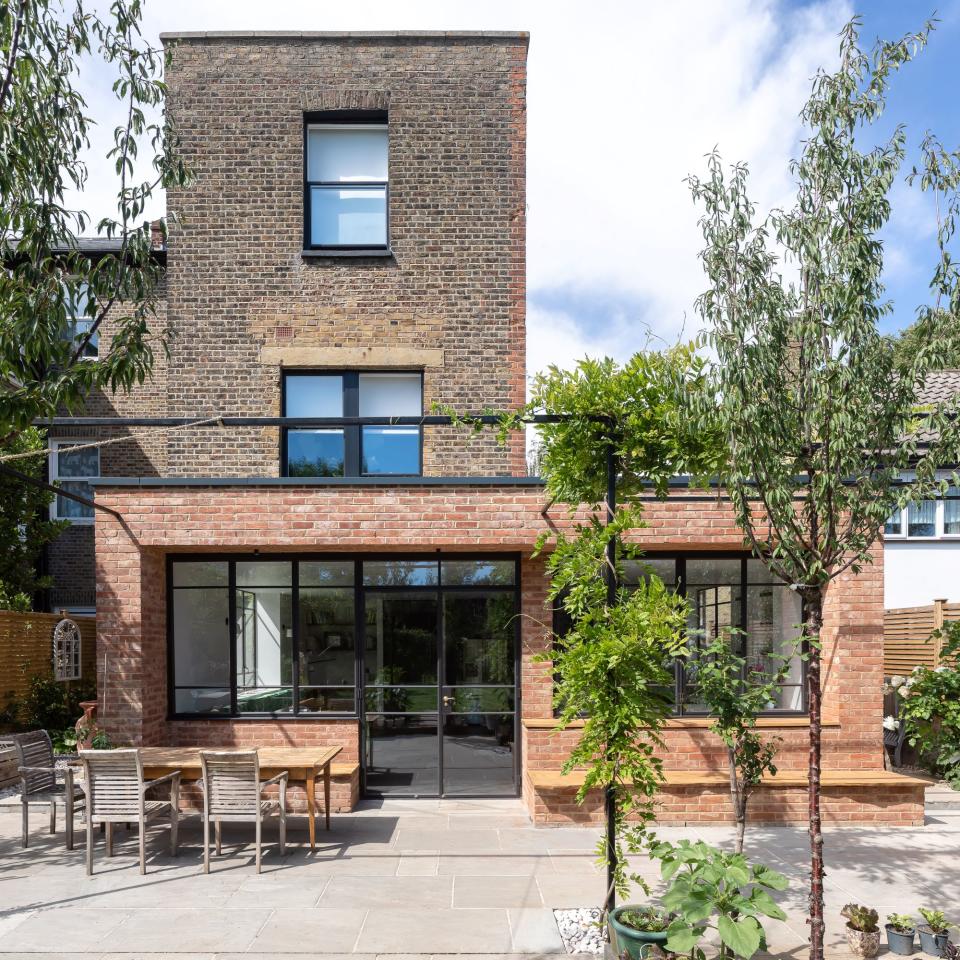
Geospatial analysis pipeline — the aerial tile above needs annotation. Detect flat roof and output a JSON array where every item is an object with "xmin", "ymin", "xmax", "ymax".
[
  {"xmin": 160, "ymin": 30, "xmax": 529, "ymax": 42},
  {"xmin": 90, "ymin": 476, "xmax": 544, "ymax": 488}
]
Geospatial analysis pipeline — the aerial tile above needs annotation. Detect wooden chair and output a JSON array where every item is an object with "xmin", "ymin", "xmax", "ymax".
[
  {"xmin": 199, "ymin": 750, "xmax": 287, "ymax": 874},
  {"xmin": 2, "ymin": 730, "xmax": 84, "ymax": 849},
  {"xmin": 79, "ymin": 749, "xmax": 181, "ymax": 876}
]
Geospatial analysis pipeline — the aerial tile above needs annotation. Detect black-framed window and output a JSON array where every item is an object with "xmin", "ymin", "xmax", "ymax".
[
  {"xmin": 553, "ymin": 553, "xmax": 807, "ymax": 716},
  {"xmin": 167, "ymin": 554, "xmax": 519, "ymax": 720},
  {"xmin": 282, "ymin": 371, "xmax": 422, "ymax": 477},
  {"xmin": 304, "ymin": 114, "xmax": 388, "ymax": 250}
]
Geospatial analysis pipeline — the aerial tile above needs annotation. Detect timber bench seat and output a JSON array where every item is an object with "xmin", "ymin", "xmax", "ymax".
[{"xmin": 527, "ymin": 768, "xmax": 934, "ymax": 789}]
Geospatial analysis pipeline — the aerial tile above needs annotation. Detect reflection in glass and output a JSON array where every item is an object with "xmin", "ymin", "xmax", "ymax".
[
  {"xmin": 174, "ymin": 688, "xmax": 230, "ymax": 714},
  {"xmin": 443, "ymin": 592, "xmax": 514, "ymax": 686},
  {"xmin": 441, "ymin": 559, "xmax": 515, "ymax": 586},
  {"xmin": 364, "ymin": 593, "xmax": 438, "ymax": 684},
  {"xmin": 173, "ymin": 588, "xmax": 230, "ymax": 711},
  {"xmin": 946, "ymin": 492, "xmax": 960, "ymax": 535},
  {"xmin": 287, "ymin": 430, "xmax": 345, "ymax": 477},
  {"xmin": 746, "ymin": 585, "xmax": 804, "ymax": 711},
  {"xmin": 299, "ymin": 588, "xmax": 355, "ymax": 687},
  {"xmin": 622, "ymin": 557, "xmax": 676, "ymax": 587},
  {"xmin": 361, "ymin": 427, "xmax": 420, "ymax": 475},
  {"xmin": 310, "ymin": 185, "xmax": 387, "ymax": 246},
  {"xmin": 884, "ymin": 508, "xmax": 903, "ymax": 536},
  {"xmin": 364, "ymin": 686, "xmax": 437, "ymax": 713},
  {"xmin": 300, "ymin": 561, "xmax": 354, "ymax": 587},
  {"xmin": 362, "ymin": 560, "xmax": 438, "ymax": 587},
  {"xmin": 682, "ymin": 582, "xmax": 742, "ymax": 711},
  {"xmin": 172, "ymin": 561, "xmax": 228, "ymax": 587},
  {"xmin": 442, "ymin": 713, "xmax": 514, "ymax": 796},
  {"xmin": 442, "ymin": 686, "xmax": 514, "ymax": 712},
  {"xmin": 284, "ymin": 375, "xmax": 343, "ymax": 417},
  {"xmin": 365, "ymin": 714, "xmax": 439, "ymax": 795},
  {"xmin": 236, "ymin": 561, "xmax": 292, "ymax": 587}
]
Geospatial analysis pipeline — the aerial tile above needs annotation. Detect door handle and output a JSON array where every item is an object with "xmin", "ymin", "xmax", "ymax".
[{"xmin": 442, "ymin": 695, "xmax": 454, "ymax": 707}]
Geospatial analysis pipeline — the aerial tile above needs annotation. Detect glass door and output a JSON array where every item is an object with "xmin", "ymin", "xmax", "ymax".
[{"xmin": 361, "ymin": 557, "xmax": 519, "ymax": 798}]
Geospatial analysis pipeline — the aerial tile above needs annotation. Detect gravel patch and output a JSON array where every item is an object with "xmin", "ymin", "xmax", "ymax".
[
  {"xmin": 555, "ymin": 907, "xmax": 605, "ymax": 954},
  {"xmin": 0, "ymin": 753, "xmax": 77, "ymax": 801}
]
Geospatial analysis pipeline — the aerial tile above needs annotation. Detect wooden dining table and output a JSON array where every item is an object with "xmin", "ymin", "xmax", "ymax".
[{"xmin": 135, "ymin": 746, "xmax": 342, "ymax": 850}]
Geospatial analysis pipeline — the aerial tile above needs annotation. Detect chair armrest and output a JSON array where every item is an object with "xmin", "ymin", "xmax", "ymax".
[
  {"xmin": 18, "ymin": 765, "xmax": 58, "ymax": 775},
  {"xmin": 143, "ymin": 770, "xmax": 182, "ymax": 794},
  {"xmin": 260, "ymin": 771, "xmax": 289, "ymax": 791}
]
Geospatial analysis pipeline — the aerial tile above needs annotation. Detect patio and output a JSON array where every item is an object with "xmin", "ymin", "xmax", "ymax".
[{"xmin": 1, "ymin": 798, "xmax": 958, "ymax": 959}]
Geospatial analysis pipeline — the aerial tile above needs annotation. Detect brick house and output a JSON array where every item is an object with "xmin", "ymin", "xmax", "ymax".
[{"xmin": 45, "ymin": 30, "xmax": 925, "ymax": 825}]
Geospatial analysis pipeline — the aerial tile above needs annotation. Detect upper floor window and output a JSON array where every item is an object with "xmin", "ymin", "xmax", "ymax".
[
  {"xmin": 49, "ymin": 440, "xmax": 100, "ymax": 523},
  {"xmin": 283, "ymin": 371, "xmax": 421, "ymax": 478},
  {"xmin": 63, "ymin": 282, "xmax": 98, "ymax": 358},
  {"xmin": 885, "ymin": 492, "xmax": 960, "ymax": 539},
  {"xmin": 305, "ymin": 119, "xmax": 388, "ymax": 250}
]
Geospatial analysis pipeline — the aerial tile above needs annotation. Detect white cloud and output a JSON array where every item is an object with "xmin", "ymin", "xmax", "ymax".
[{"xmin": 71, "ymin": 0, "xmax": 853, "ymax": 372}]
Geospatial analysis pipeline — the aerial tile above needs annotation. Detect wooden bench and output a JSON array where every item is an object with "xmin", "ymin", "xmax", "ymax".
[{"xmin": 527, "ymin": 768, "xmax": 933, "ymax": 789}]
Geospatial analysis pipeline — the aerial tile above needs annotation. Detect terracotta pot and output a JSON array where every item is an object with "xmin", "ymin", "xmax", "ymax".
[
  {"xmin": 845, "ymin": 924, "xmax": 881, "ymax": 958},
  {"xmin": 75, "ymin": 700, "xmax": 100, "ymax": 750}
]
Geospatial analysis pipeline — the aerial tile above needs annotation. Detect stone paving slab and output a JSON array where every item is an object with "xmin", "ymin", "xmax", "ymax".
[{"xmin": 2, "ymin": 800, "xmax": 960, "ymax": 958}]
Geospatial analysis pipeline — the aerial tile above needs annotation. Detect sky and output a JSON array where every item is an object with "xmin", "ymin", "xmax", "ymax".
[{"xmin": 72, "ymin": 0, "xmax": 960, "ymax": 380}]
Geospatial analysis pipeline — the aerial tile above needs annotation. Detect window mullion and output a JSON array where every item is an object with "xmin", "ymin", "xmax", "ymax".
[
  {"xmin": 228, "ymin": 562, "xmax": 238, "ymax": 716},
  {"xmin": 344, "ymin": 372, "xmax": 360, "ymax": 476}
]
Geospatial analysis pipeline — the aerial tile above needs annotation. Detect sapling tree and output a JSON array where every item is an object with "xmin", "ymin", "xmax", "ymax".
[
  {"xmin": 686, "ymin": 19, "xmax": 960, "ymax": 959},
  {"xmin": 695, "ymin": 637, "xmax": 797, "ymax": 853},
  {"xmin": 0, "ymin": 0, "xmax": 190, "ymax": 439}
]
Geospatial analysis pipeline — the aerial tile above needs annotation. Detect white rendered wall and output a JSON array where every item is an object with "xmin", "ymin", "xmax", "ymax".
[{"xmin": 884, "ymin": 540, "xmax": 960, "ymax": 609}]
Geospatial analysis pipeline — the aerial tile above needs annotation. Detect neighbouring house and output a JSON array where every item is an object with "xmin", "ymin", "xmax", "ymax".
[
  {"xmin": 43, "ymin": 30, "xmax": 925, "ymax": 825},
  {"xmin": 883, "ymin": 370, "xmax": 960, "ymax": 609}
]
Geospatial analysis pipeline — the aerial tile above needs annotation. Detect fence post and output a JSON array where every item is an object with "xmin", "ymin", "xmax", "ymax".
[{"xmin": 933, "ymin": 599, "xmax": 947, "ymax": 667}]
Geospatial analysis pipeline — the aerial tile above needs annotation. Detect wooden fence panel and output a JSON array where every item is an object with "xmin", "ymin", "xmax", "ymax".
[
  {"xmin": 884, "ymin": 599, "xmax": 958, "ymax": 676},
  {"xmin": 0, "ymin": 610, "xmax": 97, "ymax": 706}
]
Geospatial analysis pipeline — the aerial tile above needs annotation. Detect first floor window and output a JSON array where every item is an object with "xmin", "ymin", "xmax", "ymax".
[
  {"xmin": 49, "ymin": 441, "xmax": 100, "ymax": 522},
  {"xmin": 283, "ymin": 371, "xmax": 422, "ymax": 477},
  {"xmin": 558, "ymin": 554, "xmax": 806, "ymax": 715},
  {"xmin": 62, "ymin": 282, "xmax": 98, "ymax": 359}
]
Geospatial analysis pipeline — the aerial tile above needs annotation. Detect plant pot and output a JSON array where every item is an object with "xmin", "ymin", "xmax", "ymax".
[
  {"xmin": 886, "ymin": 925, "xmax": 916, "ymax": 956},
  {"xmin": 845, "ymin": 924, "xmax": 881, "ymax": 958},
  {"xmin": 608, "ymin": 907, "xmax": 670, "ymax": 960},
  {"xmin": 918, "ymin": 926, "xmax": 950, "ymax": 958}
]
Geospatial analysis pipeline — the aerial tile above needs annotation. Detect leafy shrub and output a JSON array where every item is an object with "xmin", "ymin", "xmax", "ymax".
[
  {"xmin": 887, "ymin": 914, "xmax": 916, "ymax": 933},
  {"xmin": 650, "ymin": 839, "xmax": 788, "ymax": 959},
  {"xmin": 16, "ymin": 676, "xmax": 96, "ymax": 732},
  {"xmin": 842, "ymin": 904, "xmax": 879, "ymax": 933},
  {"xmin": 898, "ymin": 624, "xmax": 960, "ymax": 788},
  {"xmin": 918, "ymin": 908, "xmax": 952, "ymax": 935}
]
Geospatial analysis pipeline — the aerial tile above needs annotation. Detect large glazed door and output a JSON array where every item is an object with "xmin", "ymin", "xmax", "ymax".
[
  {"xmin": 440, "ymin": 590, "xmax": 517, "ymax": 795},
  {"xmin": 363, "ymin": 592, "xmax": 439, "ymax": 796}
]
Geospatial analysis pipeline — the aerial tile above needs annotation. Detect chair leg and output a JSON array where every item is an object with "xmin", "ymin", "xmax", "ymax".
[
  {"xmin": 66, "ymin": 800, "xmax": 74, "ymax": 851},
  {"xmin": 139, "ymin": 819, "xmax": 146, "ymax": 875},
  {"xmin": 279, "ymin": 808, "xmax": 286, "ymax": 858},
  {"xmin": 170, "ymin": 804, "xmax": 178, "ymax": 857},
  {"xmin": 49, "ymin": 799, "xmax": 56, "ymax": 835},
  {"xmin": 86, "ymin": 815, "xmax": 94, "ymax": 876},
  {"xmin": 203, "ymin": 813, "xmax": 210, "ymax": 874},
  {"xmin": 106, "ymin": 821, "xmax": 114, "ymax": 857},
  {"xmin": 21, "ymin": 800, "xmax": 28, "ymax": 849},
  {"xmin": 215, "ymin": 820, "xmax": 221, "ymax": 856},
  {"xmin": 255, "ymin": 816, "xmax": 262, "ymax": 874}
]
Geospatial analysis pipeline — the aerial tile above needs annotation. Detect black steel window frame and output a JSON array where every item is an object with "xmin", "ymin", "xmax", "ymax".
[
  {"xmin": 550, "ymin": 551, "xmax": 808, "ymax": 718},
  {"xmin": 280, "ymin": 370, "xmax": 424, "ymax": 478},
  {"xmin": 303, "ymin": 110, "xmax": 389, "ymax": 252},
  {"xmin": 166, "ymin": 552, "xmax": 520, "ymax": 723}
]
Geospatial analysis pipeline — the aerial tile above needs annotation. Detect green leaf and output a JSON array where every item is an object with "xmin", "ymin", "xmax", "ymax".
[
  {"xmin": 718, "ymin": 915, "xmax": 763, "ymax": 958},
  {"xmin": 753, "ymin": 866, "xmax": 789, "ymax": 891},
  {"xmin": 749, "ymin": 887, "xmax": 788, "ymax": 920},
  {"xmin": 726, "ymin": 863, "xmax": 750, "ymax": 886},
  {"xmin": 665, "ymin": 921, "xmax": 704, "ymax": 953}
]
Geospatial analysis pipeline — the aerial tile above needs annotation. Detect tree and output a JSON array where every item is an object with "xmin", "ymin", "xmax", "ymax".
[
  {"xmin": 892, "ymin": 312, "xmax": 960, "ymax": 369},
  {"xmin": 695, "ymin": 637, "xmax": 796, "ymax": 853},
  {"xmin": 0, "ymin": 0, "xmax": 189, "ymax": 439},
  {"xmin": 0, "ymin": 428, "xmax": 67, "ymax": 610},
  {"xmin": 465, "ymin": 346, "xmax": 726, "ymax": 909},
  {"xmin": 686, "ymin": 19, "xmax": 960, "ymax": 959}
]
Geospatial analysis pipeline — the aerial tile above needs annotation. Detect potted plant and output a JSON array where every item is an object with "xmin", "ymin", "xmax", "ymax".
[
  {"xmin": 608, "ymin": 907, "xmax": 673, "ymax": 960},
  {"xmin": 887, "ymin": 914, "xmax": 917, "ymax": 956},
  {"xmin": 841, "ymin": 904, "xmax": 881, "ymax": 958},
  {"xmin": 918, "ymin": 908, "xmax": 954, "ymax": 958}
]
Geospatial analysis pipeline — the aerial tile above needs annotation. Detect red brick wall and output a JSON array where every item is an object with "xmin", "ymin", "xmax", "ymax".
[{"xmin": 94, "ymin": 481, "xmax": 897, "ymax": 822}]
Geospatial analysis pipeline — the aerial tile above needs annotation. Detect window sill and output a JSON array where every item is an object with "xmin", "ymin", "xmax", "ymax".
[
  {"xmin": 522, "ymin": 716, "xmax": 840, "ymax": 730},
  {"xmin": 301, "ymin": 248, "xmax": 394, "ymax": 259}
]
